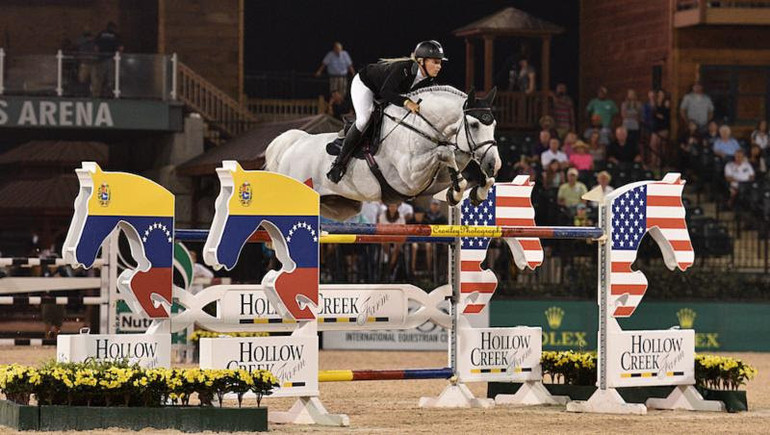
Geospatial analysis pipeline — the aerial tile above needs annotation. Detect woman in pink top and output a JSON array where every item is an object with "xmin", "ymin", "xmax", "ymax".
[
  {"xmin": 569, "ymin": 141, "xmax": 594, "ymax": 171},
  {"xmin": 562, "ymin": 131, "xmax": 578, "ymax": 157}
]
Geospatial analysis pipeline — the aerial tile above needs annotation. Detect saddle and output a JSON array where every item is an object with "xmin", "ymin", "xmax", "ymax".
[
  {"xmin": 325, "ymin": 102, "xmax": 384, "ymax": 159},
  {"xmin": 324, "ymin": 101, "xmax": 411, "ymax": 205}
]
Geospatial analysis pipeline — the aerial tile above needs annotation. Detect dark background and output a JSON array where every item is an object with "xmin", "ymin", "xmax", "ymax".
[{"xmin": 244, "ymin": 0, "xmax": 580, "ymax": 98}]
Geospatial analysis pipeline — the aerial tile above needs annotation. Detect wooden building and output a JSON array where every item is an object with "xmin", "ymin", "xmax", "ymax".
[{"xmin": 580, "ymin": 0, "xmax": 770, "ymax": 136}]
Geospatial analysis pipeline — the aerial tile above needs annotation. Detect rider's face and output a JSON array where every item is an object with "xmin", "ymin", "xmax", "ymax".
[{"xmin": 422, "ymin": 58, "xmax": 442, "ymax": 77}]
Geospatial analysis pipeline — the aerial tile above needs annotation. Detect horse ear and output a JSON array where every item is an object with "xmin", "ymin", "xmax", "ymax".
[
  {"xmin": 466, "ymin": 88, "xmax": 476, "ymax": 107},
  {"xmin": 484, "ymin": 86, "xmax": 497, "ymax": 105}
]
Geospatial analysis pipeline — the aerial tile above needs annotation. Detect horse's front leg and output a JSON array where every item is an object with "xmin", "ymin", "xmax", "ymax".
[
  {"xmin": 436, "ymin": 148, "xmax": 467, "ymax": 206},
  {"xmin": 469, "ymin": 176, "xmax": 496, "ymax": 206}
]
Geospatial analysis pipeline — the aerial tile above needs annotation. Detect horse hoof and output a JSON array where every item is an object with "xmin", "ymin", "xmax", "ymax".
[
  {"xmin": 470, "ymin": 187, "xmax": 483, "ymax": 206},
  {"xmin": 446, "ymin": 189, "xmax": 460, "ymax": 206}
]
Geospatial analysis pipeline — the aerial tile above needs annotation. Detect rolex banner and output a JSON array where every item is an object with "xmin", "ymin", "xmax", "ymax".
[
  {"xmin": 606, "ymin": 329, "xmax": 695, "ymax": 388},
  {"xmin": 456, "ymin": 326, "xmax": 541, "ymax": 383},
  {"xmin": 199, "ymin": 336, "xmax": 318, "ymax": 398},
  {"xmin": 490, "ymin": 300, "xmax": 770, "ymax": 352}
]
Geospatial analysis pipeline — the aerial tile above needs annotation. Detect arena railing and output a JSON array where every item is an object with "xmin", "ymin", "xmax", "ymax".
[{"xmin": 0, "ymin": 48, "xmax": 176, "ymax": 101}]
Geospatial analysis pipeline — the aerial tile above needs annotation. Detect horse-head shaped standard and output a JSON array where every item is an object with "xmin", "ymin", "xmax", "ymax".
[
  {"xmin": 204, "ymin": 161, "xmax": 320, "ymax": 321},
  {"xmin": 63, "ymin": 162, "xmax": 174, "ymax": 318},
  {"xmin": 458, "ymin": 175, "xmax": 544, "ymax": 315},
  {"xmin": 603, "ymin": 173, "xmax": 693, "ymax": 317}
]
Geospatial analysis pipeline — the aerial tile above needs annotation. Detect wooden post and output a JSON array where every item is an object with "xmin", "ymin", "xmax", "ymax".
[
  {"xmin": 483, "ymin": 35, "xmax": 495, "ymax": 92},
  {"xmin": 541, "ymin": 36, "xmax": 551, "ymax": 115},
  {"xmin": 465, "ymin": 38, "xmax": 475, "ymax": 92}
]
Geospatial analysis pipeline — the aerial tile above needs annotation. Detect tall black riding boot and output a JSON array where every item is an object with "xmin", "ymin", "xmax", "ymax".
[{"xmin": 326, "ymin": 125, "xmax": 363, "ymax": 183}]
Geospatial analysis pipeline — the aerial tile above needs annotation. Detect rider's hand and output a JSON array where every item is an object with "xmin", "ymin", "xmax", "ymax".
[{"xmin": 405, "ymin": 100, "xmax": 420, "ymax": 114}]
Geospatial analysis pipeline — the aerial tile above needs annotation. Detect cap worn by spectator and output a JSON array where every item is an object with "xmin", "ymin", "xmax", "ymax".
[{"xmin": 568, "ymin": 168, "xmax": 579, "ymax": 176}]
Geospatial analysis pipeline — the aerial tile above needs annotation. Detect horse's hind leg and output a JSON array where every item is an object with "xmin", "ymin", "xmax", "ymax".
[{"xmin": 320, "ymin": 196, "xmax": 363, "ymax": 222}]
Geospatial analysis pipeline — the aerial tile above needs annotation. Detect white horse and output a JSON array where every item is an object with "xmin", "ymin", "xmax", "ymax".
[{"xmin": 265, "ymin": 86, "xmax": 502, "ymax": 221}]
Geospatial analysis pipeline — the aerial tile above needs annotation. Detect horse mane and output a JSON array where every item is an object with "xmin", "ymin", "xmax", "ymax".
[{"xmin": 406, "ymin": 85, "xmax": 467, "ymax": 99}]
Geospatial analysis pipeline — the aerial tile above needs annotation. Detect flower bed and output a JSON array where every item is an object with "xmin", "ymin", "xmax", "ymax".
[
  {"xmin": 488, "ymin": 351, "xmax": 756, "ymax": 412},
  {"xmin": 0, "ymin": 361, "xmax": 278, "ymax": 431}
]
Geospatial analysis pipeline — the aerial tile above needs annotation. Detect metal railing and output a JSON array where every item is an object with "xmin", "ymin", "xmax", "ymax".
[
  {"xmin": 176, "ymin": 60, "xmax": 257, "ymax": 139},
  {"xmin": 677, "ymin": 0, "xmax": 770, "ymax": 10},
  {"xmin": 246, "ymin": 96, "xmax": 327, "ymax": 122},
  {"xmin": 0, "ymin": 48, "xmax": 175, "ymax": 100},
  {"xmin": 494, "ymin": 91, "xmax": 552, "ymax": 130}
]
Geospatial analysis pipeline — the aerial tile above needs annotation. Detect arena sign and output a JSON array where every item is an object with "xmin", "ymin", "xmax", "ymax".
[
  {"xmin": 57, "ymin": 333, "xmax": 171, "ymax": 368},
  {"xmin": 0, "ymin": 96, "xmax": 183, "ymax": 131}
]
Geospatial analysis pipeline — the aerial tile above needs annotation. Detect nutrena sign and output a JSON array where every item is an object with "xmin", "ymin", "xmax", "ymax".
[{"xmin": 0, "ymin": 96, "xmax": 182, "ymax": 131}]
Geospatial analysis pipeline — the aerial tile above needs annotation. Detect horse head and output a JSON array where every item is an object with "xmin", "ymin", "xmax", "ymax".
[
  {"xmin": 605, "ymin": 173, "xmax": 693, "ymax": 318},
  {"xmin": 459, "ymin": 87, "xmax": 502, "ymax": 179},
  {"xmin": 62, "ymin": 162, "xmax": 174, "ymax": 318},
  {"xmin": 203, "ymin": 161, "xmax": 320, "ymax": 321}
]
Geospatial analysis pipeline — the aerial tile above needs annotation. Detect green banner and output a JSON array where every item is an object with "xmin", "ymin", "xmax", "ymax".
[
  {"xmin": 490, "ymin": 300, "xmax": 770, "ymax": 352},
  {"xmin": 0, "ymin": 96, "xmax": 182, "ymax": 131}
]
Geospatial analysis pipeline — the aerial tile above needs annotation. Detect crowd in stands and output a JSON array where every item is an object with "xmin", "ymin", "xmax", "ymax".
[{"xmin": 497, "ymin": 80, "xmax": 770, "ymax": 231}]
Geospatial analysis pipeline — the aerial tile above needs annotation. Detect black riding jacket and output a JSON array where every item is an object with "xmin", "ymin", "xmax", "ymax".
[{"xmin": 358, "ymin": 59, "xmax": 436, "ymax": 107}]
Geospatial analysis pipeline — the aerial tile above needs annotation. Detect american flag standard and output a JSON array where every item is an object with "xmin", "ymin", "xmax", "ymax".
[
  {"xmin": 459, "ymin": 176, "xmax": 544, "ymax": 314},
  {"xmin": 608, "ymin": 174, "xmax": 693, "ymax": 317}
]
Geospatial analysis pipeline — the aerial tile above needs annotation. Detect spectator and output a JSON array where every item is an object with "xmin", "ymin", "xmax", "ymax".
[
  {"xmin": 621, "ymin": 89, "xmax": 641, "ymax": 146},
  {"xmin": 642, "ymin": 89, "xmax": 656, "ymax": 130},
  {"xmin": 574, "ymin": 203, "xmax": 593, "ymax": 227},
  {"xmin": 381, "ymin": 201, "xmax": 413, "ymax": 223},
  {"xmin": 751, "ymin": 120, "xmax": 769, "ymax": 151},
  {"xmin": 426, "ymin": 199, "xmax": 447, "ymax": 224},
  {"xmin": 724, "ymin": 149, "xmax": 754, "ymax": 208},
  {"xmin": 649, "ymin": 89, "xmax": 670, "ymax": 167},
  {"xmin": 532, "ymin": 130, "xmax": 552, "ymax": 163},
  {"xmin": 704, "ymin": 120, "xmax": 720, "ymax": 147},
  {"xmin": 378, "ymin": 202, "xmax": 405, "ymax": 278},
  {"xmin": 513, "ymin": 156, "xmax": 537, "ymax": 181},
  {"xmin": 558, "ymin": 168, "xmax": 588, "ymax": 213},
  {"xmin": 562, "ymin": 131, "xmax": 578, "ymax": 156},
  {"xmin": 590, "ymin": 170, "xmax": 615, "ymax": 207},
  {"xmin": 542, "ymin": 160, "xmax": 565, "ymax": 189},
  {"xmin": 75, "ymin": 30, "xmax": 97, "ymax": 97},
  {"xmin": 587, "ymin": 129, "xmax": 605, "ymax": 164},
  {"xmin": 360, "ymin": 201, "xmax": 381, "ymax": 224},
  {"xmin": 552, "ymin": 83, "xmax": 576, "ymax": 137},
  {"xmin": 713, "ymin": 125, "xmax": 741, "ymax": 159},
  {"xmin": 586, "ymin": 86, "xmax": 618, "ymax": 130},
  {"xmin": 678, "ymin": 120, "xmax": 701, "ymax": 172},
  {"xmin": 515, "ymin": 58, "xmax": 536, "ymax": 93},
  {"xmin": 569, "ymin": 141, "xmax": 594, "ymax": 171},
  {"xmin": 608, "ymin": 126, "xmax": 642, "ymax": 165},
  {"xmin": 584, "ymin": 113, "xmax": 611, "ymax": 147},
  {"xmin": 315, "ymin": 42, "xmax": 355, "ymax": 97},
  {"xmin": 326, "ymin": 90, "xmax": 350, "ymax": 120},
  {"xmin": 541, "ymin": 137, "xmax": 568, "ymax": 169},
  {"xmin": 748, "ymin": 144, "xmax": 767, "ymax": 179},
  {"xmin": 679, "ymin": 81, "xmax": 714, "ymax": 132},
  {"xmin": 539, "ymin": 115, "xmax": 559, "ymax": 139},
  {"xmin": 93, "ymin": 22, "xmax": 123, "ymax": 97}
]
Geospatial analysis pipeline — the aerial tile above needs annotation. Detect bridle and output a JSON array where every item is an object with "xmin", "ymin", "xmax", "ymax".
[{"xmin": 381, "ymin": 101, "xmax": 498, "ymax": 177}]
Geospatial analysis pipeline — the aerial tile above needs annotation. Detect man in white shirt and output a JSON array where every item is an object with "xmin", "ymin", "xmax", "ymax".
[
  {"xmin": 724, "ymin": 149, "xmax": 754, "ymax": 208},
  {"xmin": 541, "ymin": 137, "xmax": 569, "ymax": 169}
]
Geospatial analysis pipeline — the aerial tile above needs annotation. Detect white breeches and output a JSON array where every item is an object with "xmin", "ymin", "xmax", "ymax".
[{"xmin": 350, "ymin": 74, "xmax": 375, "ymax": 131}]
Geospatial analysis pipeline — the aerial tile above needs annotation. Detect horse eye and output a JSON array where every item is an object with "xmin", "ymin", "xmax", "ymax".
[{"xmin": 471, "ymin": 122, "xmax": 480, "ymax": 129}]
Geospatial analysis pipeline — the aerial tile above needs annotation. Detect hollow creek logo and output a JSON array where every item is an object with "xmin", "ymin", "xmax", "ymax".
[{"xmin": 542, "ymin": 306, "xmax": 588, "ymax": 349}]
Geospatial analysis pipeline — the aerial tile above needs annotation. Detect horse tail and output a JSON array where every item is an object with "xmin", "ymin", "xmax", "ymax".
[{"xmin": 265, "ymin": 130, "xmax": 305, "ymax": 172}]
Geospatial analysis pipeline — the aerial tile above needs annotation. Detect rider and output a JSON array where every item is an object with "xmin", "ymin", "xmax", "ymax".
[{"xmin": 326, "ymin": 40, "xmax": 448, "ymax": 183}]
